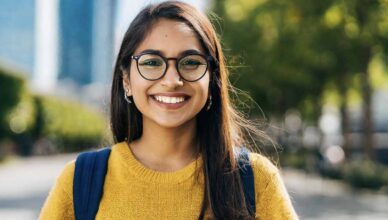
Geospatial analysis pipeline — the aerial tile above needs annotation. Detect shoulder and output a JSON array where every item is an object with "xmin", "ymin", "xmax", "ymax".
[
  {"xmin": 39, "ymin": 160, "xmax": 76, "ymax": 219},
  {"xmin": 247, "ymin": 152, "xmax": 282, "ymax": 202},
  {"xmin": 248, "ymin": 152, "xmax": 279, "ymax": 182},
  {"xmin": 248, "ymin": 152, "xmax": 283, "ymax": 194},
  {"xmin": 48, "ymin": 147, "xmax": 111, "ymax": 200},
  {"xmin": 248, "ymin": 152, "xmax": 299, "ymax": 219},
  {"xmin": 56, "ymin": 160, "xmax": 76, "ymax": 197},
  {"xmin": 248, "ymin": 152, "xmax": 284, "ymax": 202}
]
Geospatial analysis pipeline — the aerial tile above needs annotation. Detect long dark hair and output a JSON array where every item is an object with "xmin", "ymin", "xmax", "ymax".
[{"xmin": 110, "ymin": 1, "xmax": 265, "ymax": 219}]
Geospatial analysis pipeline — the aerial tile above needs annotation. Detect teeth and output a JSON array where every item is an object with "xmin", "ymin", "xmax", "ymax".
[{"xmin": 154, "ymin": 96, "xmax": 186, "ymax": 104}]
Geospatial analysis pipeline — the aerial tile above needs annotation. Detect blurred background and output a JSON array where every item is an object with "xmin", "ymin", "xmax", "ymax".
[{"xmin": 1, "ymin": 0, "xmax": 388, "ymax": 219}]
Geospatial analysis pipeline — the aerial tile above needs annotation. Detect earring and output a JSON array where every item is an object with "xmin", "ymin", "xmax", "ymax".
[
  {"xmin": 206, "ymin": 95, "xmax": 212, "ymax": 111},
  {"xmin": 124, "ymin": 89, "xmax": 132, "ymax": 104}
]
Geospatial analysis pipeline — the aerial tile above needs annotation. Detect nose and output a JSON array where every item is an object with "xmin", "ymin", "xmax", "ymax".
[{"xmin": 160, "ymin": 59, "xmax": 183, "ymax": 88}]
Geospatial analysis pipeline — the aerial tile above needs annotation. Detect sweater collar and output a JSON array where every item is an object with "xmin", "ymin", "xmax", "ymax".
[{"xmin": 112, "ymin": 141, "xmax": 203, "ymax": 184}]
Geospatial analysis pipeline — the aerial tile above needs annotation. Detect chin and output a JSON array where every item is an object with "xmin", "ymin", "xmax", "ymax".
[{"xmin": 153, "ymin": 116, "xmax": 196, "ymax": 129}]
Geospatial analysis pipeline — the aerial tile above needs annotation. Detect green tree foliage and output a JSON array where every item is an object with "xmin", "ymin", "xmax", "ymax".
[
  {"xmin": 31, "ymin": 95, "xmax": 109, "ymax": 152},
  {"xmin": 212, "ymin": 0, "xmax": 388, "ymax": 159},
  {"xmin": 211, "ymin": 0, "xmax": 388, "ymax": 117},
  {"xmin": 212, "ymin": 0, "xmax": 335, "ymax": 120},
  {"xmin": 0, "ymin": 66, "xmax": 27, "ymax": 139},
  {"xmin": 1, "ymin": 66, "xmax": 109, "ymax": 156}
]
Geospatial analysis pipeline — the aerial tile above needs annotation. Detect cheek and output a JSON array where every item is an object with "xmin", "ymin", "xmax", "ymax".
[
  {"xmin": 129, "ymin": 63, "xmax": 137, "ymax": 82},
  {"xmin": 201, "ymin": 73, "xmax": 210, "ymax": 97},
  {"xmin": 129, "ymin": 68, "xmax": 150, "ymax": 102},
  {"xmin": 195, "ymin": 74, "xmax": 210, "ymax": 105}
]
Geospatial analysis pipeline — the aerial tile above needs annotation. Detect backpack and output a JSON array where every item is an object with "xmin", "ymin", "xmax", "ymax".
[{"xmin": 73, "ymin": 147, "xmax": 255, "ymax": 220}]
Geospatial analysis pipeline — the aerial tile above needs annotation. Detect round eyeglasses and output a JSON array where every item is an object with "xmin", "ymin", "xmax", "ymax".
[{"xmin": 131, "ymin": 52, "xmax": 213, "ymax": 82}]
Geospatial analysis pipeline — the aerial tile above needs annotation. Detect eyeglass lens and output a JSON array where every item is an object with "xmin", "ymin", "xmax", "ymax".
[{"xmin": 137, "ymin": 54, "xmax": 208, "ymax": 81}]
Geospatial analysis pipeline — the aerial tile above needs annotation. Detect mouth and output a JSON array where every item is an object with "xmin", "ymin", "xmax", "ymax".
[{"xmin": 150, "ymin": 94, "xmax": 191, "ymax": 109}]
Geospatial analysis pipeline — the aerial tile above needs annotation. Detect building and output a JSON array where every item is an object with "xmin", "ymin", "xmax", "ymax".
[
  {"xmin": 0, "ymin": 0, "xmax": 35, "ymax": 76},
  {"xmin": 0, "ymin": 0, "xmax": 116, "ymax": 93},
  {"xmin": 58, "ymin": 0, "xmax": 116, "ymax": 86}
]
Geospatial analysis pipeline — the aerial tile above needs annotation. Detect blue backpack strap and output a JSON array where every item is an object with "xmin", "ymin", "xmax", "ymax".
[
  {"xmin": 237, "ymin": 147, "xmax": 256, "ymax": 217},
  {"xmin": 73, "ymin": 148, "xmax": 111, "ymax": 220}
]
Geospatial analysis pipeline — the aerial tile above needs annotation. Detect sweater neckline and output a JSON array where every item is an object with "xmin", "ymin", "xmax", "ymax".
[{"xmin": 114, "ymin": 141, "xmax": 202, "ymax": 184}]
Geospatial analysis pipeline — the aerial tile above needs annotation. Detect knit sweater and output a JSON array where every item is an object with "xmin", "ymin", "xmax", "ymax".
[{"xmin": 39, "ymin": 142, "xmax": 298, "ymax": 220}]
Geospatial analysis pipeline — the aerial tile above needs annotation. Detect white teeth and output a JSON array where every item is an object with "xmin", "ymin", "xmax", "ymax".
[{"xmin": 153, "ymin": 95, "xmax": 186, "ymax": 104}]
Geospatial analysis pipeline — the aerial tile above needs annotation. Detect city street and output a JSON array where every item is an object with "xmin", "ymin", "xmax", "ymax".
[{"xmin": 0, "ymin": 154, "xmax": 387, "ymax": 220}]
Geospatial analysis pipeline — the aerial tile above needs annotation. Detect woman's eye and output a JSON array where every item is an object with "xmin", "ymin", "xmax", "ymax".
[
  {"xmin": 140, "ymin": 59, "xmax": 163, "ymax": 66},
  {"xmin": 182, "ymin": 60, "xmax": 201, "ymax": 66}
]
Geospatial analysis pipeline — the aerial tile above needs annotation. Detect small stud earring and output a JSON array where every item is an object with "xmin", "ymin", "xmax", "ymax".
[{"xmin": 206, "ymin": 95, "xmax": 212, "ymax": 111}]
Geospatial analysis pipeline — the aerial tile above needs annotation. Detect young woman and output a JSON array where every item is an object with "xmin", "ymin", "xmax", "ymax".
[{"xmin": 39, "ymin": 1, "xmax": 298, "ymax": 219}]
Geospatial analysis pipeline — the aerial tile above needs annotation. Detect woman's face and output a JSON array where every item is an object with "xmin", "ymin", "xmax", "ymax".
[{"xmin": 123, "ymin": 18, "xmax": 210, "ymax": 129}]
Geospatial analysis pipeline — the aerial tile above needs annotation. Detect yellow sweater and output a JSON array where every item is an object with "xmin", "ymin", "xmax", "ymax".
[{"xmin": 39, "ymin": 142, "xmax": 298, "ymax": 220}]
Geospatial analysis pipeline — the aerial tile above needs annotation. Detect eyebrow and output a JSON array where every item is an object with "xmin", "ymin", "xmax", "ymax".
[{"xmin": 137, "ymin": 49, "xmax": 204, "ymax": 57}]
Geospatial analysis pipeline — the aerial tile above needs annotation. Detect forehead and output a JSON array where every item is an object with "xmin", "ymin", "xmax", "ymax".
[{"xmin": 134, "ymin": 18, "xmax": 205, "ymax": 55}]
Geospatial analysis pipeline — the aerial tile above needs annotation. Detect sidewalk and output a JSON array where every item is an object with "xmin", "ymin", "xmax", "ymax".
[
  {"xmin": 0, "ymin": 154, "xmax": 77, "ymax": 220},
  {"xmin": 283, "ymin": 168, "xmax": 388, "ymax": 220}
]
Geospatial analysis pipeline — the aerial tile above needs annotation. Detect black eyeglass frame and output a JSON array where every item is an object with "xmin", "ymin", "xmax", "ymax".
[{"xmin": 130, "ymin": 51, "xmax": 214, "ymax": 82}]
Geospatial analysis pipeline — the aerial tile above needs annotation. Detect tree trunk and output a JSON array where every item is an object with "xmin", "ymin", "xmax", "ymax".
[
  {"xmin": 353, "ymin": 0, "xmax": 376, "ymax": 160},
  {"xmin": 360, "ymin": 48, "xmax": 375, "ymax": 160},
  {"xmin": 337, "ymin": 73, "xmax": 351, "ymax": 159}
]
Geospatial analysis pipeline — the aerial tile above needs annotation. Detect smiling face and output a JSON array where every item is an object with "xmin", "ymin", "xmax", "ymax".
[{"xmin": 122, "ymin": 18, "xmax": 210, "ymax": 129}]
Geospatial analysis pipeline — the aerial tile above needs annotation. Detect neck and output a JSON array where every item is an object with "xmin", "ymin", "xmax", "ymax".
[{"xmin": 129, "ymin": 117, "xmax": 198, "ymax": 172}]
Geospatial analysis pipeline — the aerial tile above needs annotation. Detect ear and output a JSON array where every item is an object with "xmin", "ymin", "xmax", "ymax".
[{"xmin": 122, "ymin": 70, "xmax": 132, "ymax": 96}]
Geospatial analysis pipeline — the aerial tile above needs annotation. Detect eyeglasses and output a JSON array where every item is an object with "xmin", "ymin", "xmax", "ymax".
[{"xmin": 131, "ymin": 51, "xmax": 212, "ymax": 82}]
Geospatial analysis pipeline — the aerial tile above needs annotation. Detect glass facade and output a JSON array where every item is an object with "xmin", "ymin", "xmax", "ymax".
[{"xmin": 0, "ymin": 0, "xmax": 35, "ymax": 76}]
